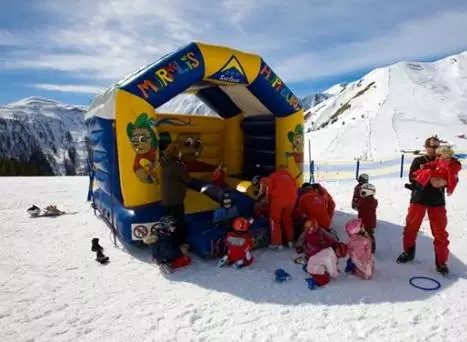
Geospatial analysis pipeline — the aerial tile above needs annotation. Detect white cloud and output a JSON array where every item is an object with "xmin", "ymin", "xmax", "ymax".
[
  {"xmin": 31, "ymin": 84, "xmax": 104, "ymax": 94},
  {"xmin": 275, "ymin": 10, "xmax": 467, "ymax": 82},
  {"xmin": 2, "ymin": 0, "xmax": 467, "ymax": 89},
  {"xmin": 0, "ymin": 30, "xmax": 24, "ymax": 46}
]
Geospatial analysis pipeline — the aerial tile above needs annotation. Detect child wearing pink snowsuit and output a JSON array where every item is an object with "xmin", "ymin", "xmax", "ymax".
[
  {"xmin": 345, "ymin": 218, "xmax": 375, "ymax": 280},
  {"xmin": 296, "ymin": 219, "xmax": 347, "ymax": 286}
]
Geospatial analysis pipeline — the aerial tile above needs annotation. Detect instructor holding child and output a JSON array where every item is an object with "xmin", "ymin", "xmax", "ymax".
[{"xmin": 397, "ymin": 135, "xmax": 460, "ymax": 276}]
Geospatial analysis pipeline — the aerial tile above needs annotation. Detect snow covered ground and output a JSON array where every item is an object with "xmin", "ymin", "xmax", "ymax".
[{"xmin": 1, "ymin": 176, "xmax": 466, "ymax": 342}]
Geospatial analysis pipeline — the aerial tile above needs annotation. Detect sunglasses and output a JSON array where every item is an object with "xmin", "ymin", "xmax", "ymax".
[{"xmin": 426, "ymin": 145, "xmax": 440, "ymax": 149}]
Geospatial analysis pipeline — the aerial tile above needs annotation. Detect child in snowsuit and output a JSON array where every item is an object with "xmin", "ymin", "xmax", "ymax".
[
  {"xmin": 294, "ymin": 184, "xmax": 331, "ymax": 230},
  {"xmin": 411, "ymin": 145, "xmax": 462, "ymax": 196},
  {"xmin": 252, "ymin": 175, "xmax": 269, "ymax": 218},
  {"xmin": 218, "ymin": 217, "xmax": 254, "ymax": 268},
  {"xmin": 295, "ymin": 219, "xmax": 347, "ymax": 287},
  {"xmin": 357, "ymin": 183, "xmax": 378, "ymax": 253},
  {"xmin": 213, "ymin": 192, "xmax": 239, "ymax": 228},
  {"xmin": 143, "ymin": 216, "xmax": 191, "ymax": 274},
  {"xmin": 344, "ymin": 218, "xmax": 375, "ymax": 280},
  {"xmin": 352, "ymin": 173, "xmax": 369, "ymax": 210},
  {"xmin": 212, "ymin": 163, "xmax": 228, "ymax": 188}
]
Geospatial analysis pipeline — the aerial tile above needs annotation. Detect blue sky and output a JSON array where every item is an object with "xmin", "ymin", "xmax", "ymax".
[{"xmin": 1, "ymin": 0, "xmax": 467, "ymax": 106}]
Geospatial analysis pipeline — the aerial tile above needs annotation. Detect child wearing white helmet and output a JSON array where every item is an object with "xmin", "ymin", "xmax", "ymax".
[
  {"xmin": 351, "ymin": 173, "xmax": 369, "ymax": 210},
  {"xmin": 357, "ymin": 183, "xmax": 378, "ymax": 253}
]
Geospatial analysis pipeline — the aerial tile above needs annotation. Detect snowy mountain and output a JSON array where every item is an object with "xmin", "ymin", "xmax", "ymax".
[
  {"xmin": 305, "ymin": 51, "xmax": 467, "ymax": 161},
  {"xmin": 0, "ymin": 97, "xmax": 87, "ymax": 175},
  {"xmin": 158, "ymin": 92, "xmax": 330, "ymax": 115},
  {"xmin": 157, "ymin": 94, "xmax": 216, "ymax": 115}
]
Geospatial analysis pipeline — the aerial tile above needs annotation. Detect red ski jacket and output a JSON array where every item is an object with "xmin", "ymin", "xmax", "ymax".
[
  {"xmin": 225, "ymin": 231, "xmax": 253, "ymax": 263},
  {"xmin": 358, "ymin": 196, "xmax": 378, "ymax": 230}
]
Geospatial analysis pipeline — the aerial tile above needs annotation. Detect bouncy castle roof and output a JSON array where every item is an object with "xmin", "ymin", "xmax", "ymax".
[{"xmin": 86, "ymin": 42, "xmax": 302, "ymax": 120}]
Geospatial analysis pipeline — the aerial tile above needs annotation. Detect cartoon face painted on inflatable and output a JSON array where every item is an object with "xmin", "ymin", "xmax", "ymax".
[
  {"xmin": 172, "ymin": 132, "xmax": 217, "ymax": 172},
  {"xmin": 126, "ymin": 113, "xmax": 159, "ymax": 184},
  {"xmin": 285, "ymin": 124, "xmax": 304, "ymax": 171},
  {"xmin": 176, "ymin": 133, "xmax": 203, "ymax": 162},
  {"xmin": 288, "ymin": 124, "xmax": 304, "ymax": 155},
  {"xmin": 130, "ymin": 128, "xmax": 153, "ymax": 154}
]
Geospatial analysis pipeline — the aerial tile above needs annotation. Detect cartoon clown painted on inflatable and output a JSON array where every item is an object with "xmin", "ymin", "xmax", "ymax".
[{"xmin": 285, "ymin": 124, "xmax": 304, "ymax": 180}]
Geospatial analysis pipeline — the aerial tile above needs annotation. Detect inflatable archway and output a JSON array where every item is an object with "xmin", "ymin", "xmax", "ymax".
[{"xmin": 85, "ymin": 42, "xmax": 304, "ymax": 255}]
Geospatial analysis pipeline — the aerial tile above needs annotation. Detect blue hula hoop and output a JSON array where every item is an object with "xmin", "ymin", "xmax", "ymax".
[{"xmin": 409, "ymin": 276, "xmax": 441, "ymax": 291}]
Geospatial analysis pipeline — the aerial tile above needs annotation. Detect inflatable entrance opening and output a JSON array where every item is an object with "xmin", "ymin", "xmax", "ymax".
[{"xmin": 85, "ymin": 42, "xmax": 304, "ymax": 257}]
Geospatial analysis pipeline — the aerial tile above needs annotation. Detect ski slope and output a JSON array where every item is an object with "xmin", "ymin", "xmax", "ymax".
[
  {"xmin": 306, "ymin": 51, "xmax": 467, "ymax": 161},
  {"xmin": 1, "ymin": 176, "xmax": 466, "ymax": 342}
]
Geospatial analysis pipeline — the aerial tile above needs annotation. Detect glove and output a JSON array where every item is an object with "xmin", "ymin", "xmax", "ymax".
[
  {"xmin": 274, "ymin": 268, "xmax": 291, "ymax": 283},
  {"xmin": 345, "ymin": 258, "xmax": 356, "ymax": 273},
  {"xmin": 217, "ymin": 255, "xmax": 228, "ymax": 267},
  {"xmin": 305, "ymin": 277, "xmax": 318, "ymax": 290}
]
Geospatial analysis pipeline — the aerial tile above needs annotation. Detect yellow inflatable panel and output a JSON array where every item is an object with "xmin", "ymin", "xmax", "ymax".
[{"xmin": 184, "ymin": 189, "xmax": 219, "ymax": 214}]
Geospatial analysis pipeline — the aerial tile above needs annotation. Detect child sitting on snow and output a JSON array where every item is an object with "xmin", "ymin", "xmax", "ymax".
[
  {"xmin": 344, "ymin": 218, "xmax": 375, "ymax": 280},
  {"xmin": 294, "ymin": 219, "xmax": 347, "ymax": 287},
  {"xmin": 351, "ymin": 173, "xmax": 369, "ymax": 210},
  {"xmin": 212, "ymin": 162, "xmax": 228, "ymax": 188},
  {"xmin": 218, "ymin": 217, "xmax": 254, "ymax": 268},
  {"xmin": 357, "ymin": 183, "xmax": 378, "ymax": 253},
  {"xmin": 143, "ymin": 215, "xmax": 191, "ymax": 274},
  {"xmin": 213, "ymin": 192, "xmax": 239, "ymax": 228},
  {"xmin": 410, "ymin": 145, "xmax": 462, "ymax": 196}
]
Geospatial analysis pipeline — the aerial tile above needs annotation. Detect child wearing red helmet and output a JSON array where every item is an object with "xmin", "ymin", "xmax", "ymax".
[{"xmin": 218, "ymin": 217, "xmax": 255, "ymax": 268}]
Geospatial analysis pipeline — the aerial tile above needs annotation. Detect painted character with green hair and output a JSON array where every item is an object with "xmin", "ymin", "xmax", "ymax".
[
  {"xmin": 127, "ymin": 113, "xmax": 194, "ymax": 183},
  {"xmin": 127, "ymin": 113, "xmax": 160, "ymax": 183},
  {"xmin": 285, "ymin": 124, "xmax": 304, "ymax": 179}
]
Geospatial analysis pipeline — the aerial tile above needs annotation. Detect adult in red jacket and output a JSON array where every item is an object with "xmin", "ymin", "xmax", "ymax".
[
  {"xmin": 397, "ymin": 136, "xmax": 457, "ymax": 276},
  {"xmin": 267, "ymin": 166, "xmax": 298, "ymax": 248},
  {"xmin": 295, "ymin": 184, "xmax": 331, "ymax": 230},
  {"xmin": 309, "ymin": 183, "xmax": 335, "ymax": 221}
]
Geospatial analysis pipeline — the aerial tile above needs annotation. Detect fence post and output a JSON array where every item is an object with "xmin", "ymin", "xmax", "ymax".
[
  {"xmin": 400, "ymin": 154, "xmax": 405, "ymax": 178},
  {"xmin": 309, "ymin": 160, "xmax": 315, "ymax": 183},
  {"xmin": 355, "ymin": 159, "xmax": 360, "ymax": 180}
]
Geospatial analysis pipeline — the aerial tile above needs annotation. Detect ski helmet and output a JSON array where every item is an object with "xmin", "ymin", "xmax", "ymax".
[
  {"xmin": 360, "ymin": 183, "xmax": 376, "ymax": 197},
  {"xmin": 232, "ymin": 217, "xmax": 253, "ymax": 233},
  {"xmin": 252, "ymin": 175, "xmax": 261, "ymax": 186},
  {"xmin": 357, "ymin": 173, "xmax": 369, "ymax": 183},
  {"xmin": 158, "ymin": 216, "xmax": 177, "ymax": 233},
  {"xmin": 221, "ymin": 192, "xmax": 233, "ymax": 208},
  {"xmin": 345, "ymin": 218, "xmax": 363, "ymax": 236}
]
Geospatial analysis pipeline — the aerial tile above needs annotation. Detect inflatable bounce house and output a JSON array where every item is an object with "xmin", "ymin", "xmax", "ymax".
[{"xmin": 85, "ymin": 42, "xmax": 304, "ymax": 258}]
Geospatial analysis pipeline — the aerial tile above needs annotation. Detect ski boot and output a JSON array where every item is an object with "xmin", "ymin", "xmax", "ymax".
[
  {"xmin": 27, "ymin": 205, "xmax": 41, "ymax": 217},
  {"xmin": 159, "ymin": 263, "xmax": 173, "ymax": 275},
  {"xmin": 345, "ymin": 258, "xmax": 356, "ymax": 273},
  {"xmin": 396, "ymin": 246, "xmax": 415, "ymax": 264},
  {"xmin": 436, "ymin": 263, "xmax": 449, "ymax": 276},
  {"xmin": 96, "ymin": 249, "xmax": 110, "ymax": 264},
  {"xmin": 91, "ymin": 238, "xmax": 103, "ymax": 252}
]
